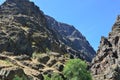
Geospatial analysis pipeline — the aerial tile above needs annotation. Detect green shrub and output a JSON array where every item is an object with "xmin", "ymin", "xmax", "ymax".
[
  {"xmin": 44, "ymin": 75, "xmax": 51, "ymax": 80},
  {"xmin": 13, "ymin": 75, "xmax": 23, "ymax": 80},
  {"xmin": 44, "ymin": 73, "xmax": 63, "ymax": 80},
  {"xmin": 5, "ymin": 59, "xmax": 11, "ymax": 65},
  {"xmin": 32, "ymin": 52, "xmax": 42, "ymax": 59},
  {"xmin": 46, "ymin": 48, "xmax": 51, "ymax": 53},
  {"xmin": 13, "ymin": 75, "xmax": 27, "ymax": 80},
  {"xmin": 63, "ymin": 59, "xmax": 92, "ymax": 80},
  {"xmin": 32, "ymin": 52, "xmax": 38, "ymax": 59}
]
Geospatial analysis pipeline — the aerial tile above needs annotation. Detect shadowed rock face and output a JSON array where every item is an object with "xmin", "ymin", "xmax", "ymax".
[
  {"xmin": 0, "ymin": 0, "xmax": 95, "ymax": 61},
  {"xmin": 91, "ymin": 16, "xmax": 120, "ymax": 80}
]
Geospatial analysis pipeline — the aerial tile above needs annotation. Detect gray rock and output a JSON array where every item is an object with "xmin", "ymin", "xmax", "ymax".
[
  {"xmin": 91, "ymin": 15, "xmax": 120, "ymax": 80},
  {"xmin": 45, "ymin": 15, "xmax": 96, "ymax": 62}
]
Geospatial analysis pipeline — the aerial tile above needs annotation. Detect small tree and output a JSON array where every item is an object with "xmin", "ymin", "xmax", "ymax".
[
  {"xmin": 13, "ymin": 75, "xmax": 23, "ymax": 80},
  {"xmin": 63, "ymin": 59, "xmax": 92, "ymax": 80},
  {"xmin": 13, "ymin": 75, "xmax": 27, "ymax": 80}
]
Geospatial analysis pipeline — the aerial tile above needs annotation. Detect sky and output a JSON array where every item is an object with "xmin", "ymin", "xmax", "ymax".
[{"xmin": 0, "ymin": 0, "xmax": 120, "ymax": 51}]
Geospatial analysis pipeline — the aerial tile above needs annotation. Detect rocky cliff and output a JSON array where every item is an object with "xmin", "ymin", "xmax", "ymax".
[
  {"xmin": 0, "ymin": 0, "xmax": 97, "ymax": 79},
  {"xmin": 0, "ymin": 0, "xmax": 95, "ymax": 62},
  {"xmin": 45, "ymin": 15, "xmax": 96, "ymax": 61},
  {"xmin": 91, "ymin": 16, "xmax": 120, "ymax": 80},
  {"xmin": 0, "ymin": 0, "xmax": 67, "ymax": 56}
]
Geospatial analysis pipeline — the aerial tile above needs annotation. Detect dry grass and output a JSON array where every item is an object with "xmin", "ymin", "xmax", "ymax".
[{"xmin": 0, "ymin": 60, "xmax": 13, "ymax": 66}]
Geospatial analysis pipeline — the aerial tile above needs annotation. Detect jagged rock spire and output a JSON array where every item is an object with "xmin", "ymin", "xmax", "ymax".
[
  {"xmin": 91, "ymin": 16, "xmax": 120, "ymax": 80},
  {"xmin": 112, "ymin": 15, "xmax": 120, "ymax": 32}
]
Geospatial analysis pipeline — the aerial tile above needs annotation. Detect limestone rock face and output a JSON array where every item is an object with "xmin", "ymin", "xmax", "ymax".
[{"xmin": 91, "ymin": 16, "xmax": 120, "ymax": 80}]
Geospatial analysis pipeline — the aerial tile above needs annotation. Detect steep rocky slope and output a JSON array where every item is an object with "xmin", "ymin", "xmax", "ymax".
[
  {"xmin": 46, "ymin": 15, "xmax": 96, "ymax": 61},
  {"xmin": 0, "ymin": 0, "xmax": 67, "ymax": 56},
  {"xmin": 0, "ymin": 0, "xmax": 96, "ymax": 79},
  {"xmin": 0, "ymin": 51, "xmax": 68, "ymax": 80},
  {"xmin": 0, "ymin": 0, "xmax": 95, "ymax": 62},
  {"xmin": 91, "ymin": 16, "xmax": 120, "ymax": 80}
]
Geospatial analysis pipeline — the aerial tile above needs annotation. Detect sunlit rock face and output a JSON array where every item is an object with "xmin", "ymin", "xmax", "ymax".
[
  {"xmin": 91, "ymin": 16, "xmax": 120, "ymax": 80},
  {"xmin": 0, "ymin": 0, "xmax": 95, "ymax": 61},
  {"xmin": 45, "ymin": 15, "xmax": 96, "ymax": 61}
]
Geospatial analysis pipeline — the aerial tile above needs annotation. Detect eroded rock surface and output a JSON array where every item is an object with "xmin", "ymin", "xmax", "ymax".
[
  {"xmin": 0, "ymin": 0, "xmax": 96, "ymax": 79},
  {"xmin": 0, "ymin": 0, "xmax": 95, "ymax": 62},
  {"xmin": 91, "ymin": 16, "xmax": 120, "ymax": 80},
  {"xmin": 46, "ymin": 15, "xmax": 96, "ymax": 61},
  {"xmin": 0, "ymin": 52, "xmax": 68, "ymax": 80}
]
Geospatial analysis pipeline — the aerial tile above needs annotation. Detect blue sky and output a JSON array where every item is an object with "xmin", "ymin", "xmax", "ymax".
[{"xmin": 1, "ymin": 0, "xmax": 120, "ymax": 51}]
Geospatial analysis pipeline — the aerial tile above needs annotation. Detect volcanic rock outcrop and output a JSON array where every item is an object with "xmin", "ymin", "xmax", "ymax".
[{"xmin": 91, "ymin": 16, "xmax": 120, "ymax": 80}]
